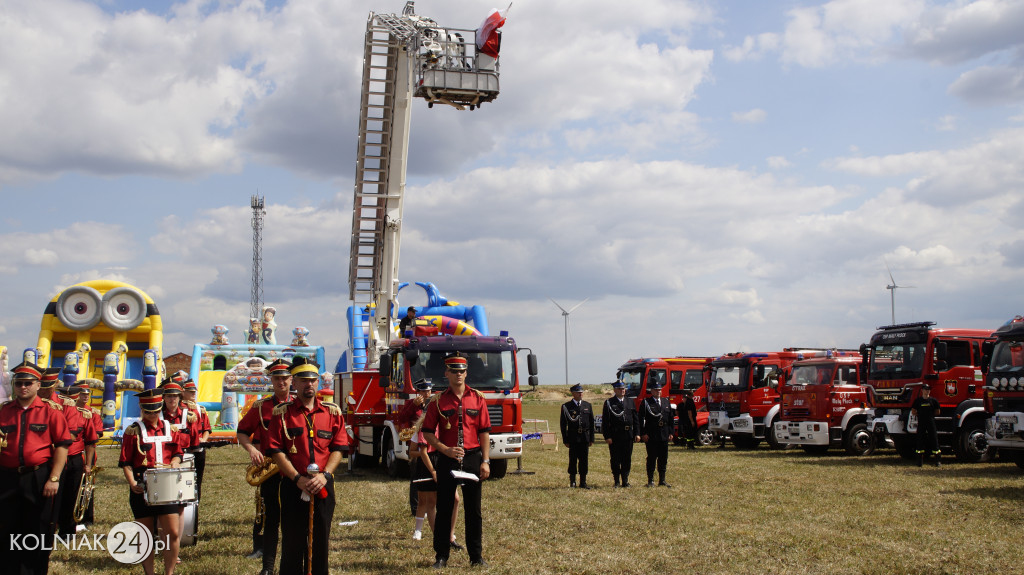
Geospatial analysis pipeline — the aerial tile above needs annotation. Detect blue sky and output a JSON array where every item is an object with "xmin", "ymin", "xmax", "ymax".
[{"xmin": 1, "ymin": 0, "xmax": 1023, "ymax": 385}]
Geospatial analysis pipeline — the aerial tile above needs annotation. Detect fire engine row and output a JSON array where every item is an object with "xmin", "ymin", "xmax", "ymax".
[{"xmin": 628, "ymin": 318, "xmax": 1024, "ymax": 466}]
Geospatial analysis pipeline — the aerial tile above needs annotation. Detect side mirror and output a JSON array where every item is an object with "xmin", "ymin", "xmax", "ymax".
[
  {"xmin": 404, "ymin": 349, "xmax": 419, "ymax": 365},
  {"xmin": 527, "ymin": 353, "xmax": 538, "ymax": 376},
  {"xmin": 528, "ymin": 375, "xmax": 539, "ymax": 387},
  {"xmin": 934, "ymin": 341, "xmax": 948, "ymax": 362},
  {"xmin": 981, "ymin": 341, "xmax": 994, "ymax": 374},
  {"xmin": 378, "ymin": 353, "xmax": 392, "ymax": 388}
]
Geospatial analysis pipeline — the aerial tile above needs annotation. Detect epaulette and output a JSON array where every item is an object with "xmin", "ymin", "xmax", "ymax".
[
  {"xmin": 426, "ymin": 394, "xmax": 441, "ymax": 405},
  {"xmin": 123, "ymin": 423, "xmax": 139, "ymax": 436},
  {"xmin": 62, "ymin": 397, "xmax": 77, "ymax": 407},
  {"xmin": 186, "ymin": 400, "xmax": 199, "ymax": 411},
  {"xmin": 322, "ymin": 401, "xmax": 341, "ymax": 416},
  {"xmin": 91, "ymin": 407, "xmax": 101, "ymax": 416},
  {"xmin": 0, "ymin": 400, "xmax": 11, "ymax": 409},
  {"xmin": 78, "ymin": 408, "xmax": 93, "ymax": 419},
  {"xmin": 472, "ymin": 388, "xmax": 486, "ymax": 400},
  {"xmin": 272, "ymin": 402, "xmax": 291, "ymax": 416},
  {"xmin": 187, "ymin": 411, "xmax": 197, "ymax": 423},
  {"xmin": 42, "ymin": 398, "xmax": 64, "ymax": 411}
]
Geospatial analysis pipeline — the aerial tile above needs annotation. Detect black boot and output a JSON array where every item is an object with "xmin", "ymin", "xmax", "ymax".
[
  {"xmin": 621, "ymin": 475, "xmax": 631, "ymax": 488},
  {"xmin": 613, "ymin": 475, "xmax": 620, "ymax": 488},
  {"xmin": 569, "ymin": 474, "xmax": 576, "ymax": 488},
  {"xmin": 934, "ymin": 452, "xmax": 942, "ymax": 468},
  {"xmin": 917, "ymin": 453, "xmax": 924, "ymax": 468},
  {"xmin": 579, "ymin": 476, "xmax": 590, "ymax": 489}
]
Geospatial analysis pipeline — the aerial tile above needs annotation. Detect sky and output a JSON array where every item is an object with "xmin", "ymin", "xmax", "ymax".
[{"xmin": 1, "ymin": 0, "xmax": 1023, "ymax": 386}]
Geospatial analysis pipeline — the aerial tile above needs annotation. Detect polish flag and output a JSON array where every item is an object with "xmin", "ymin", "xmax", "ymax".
[{"xmin": 475, "ymin": 8, "xmax": 507, "ymax": 58}]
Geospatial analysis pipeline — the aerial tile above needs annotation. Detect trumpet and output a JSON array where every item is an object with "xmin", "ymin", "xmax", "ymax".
[
  {"xmin": 246, "ymin": 457, "xmax": 280, "ymax": 486},
  {"xmin": 73, "ymin": 466, "xmax": 102, "ymax": 523}
]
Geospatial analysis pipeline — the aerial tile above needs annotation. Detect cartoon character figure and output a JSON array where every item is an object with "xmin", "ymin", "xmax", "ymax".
[
  {"xmin": 291, "ymin": 326, "xmax": 310, "ymax": 347},
  {"xmin": 247, "ymin": 318, "xmax": 261, "ymax": 344},
  {"xmin": 210, "ymin": 324, "xmax": 230, "ymax": 346},
  {"xmin": 261, "ymin": 306, "xmax": 277, "ymax": 345}
]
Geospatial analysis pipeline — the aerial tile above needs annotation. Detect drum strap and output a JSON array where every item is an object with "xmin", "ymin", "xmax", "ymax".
[{"xmin": 139, "ymin": 420, "xmax": 173, "ymax": 466}]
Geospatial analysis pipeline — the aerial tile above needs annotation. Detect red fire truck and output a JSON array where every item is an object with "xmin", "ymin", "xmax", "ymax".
[
  {"xmin": 706, "ymin": 350, "xmax": 814, "ymax": 448},
  {"xmin": 983, "ymin": 315, "xmax": 1024, "ymax": 469},
  {"xmin": 337, "ymin": 332, "xmax": 537, "ymax": 479},
  {"xmin": 864, "ymin": 321, "xmax": 994, "ymax": 462},
  {"xmin": 615, "ymin": 357, "xmax": 715, "ymax": 445},
  {"xmin": 773, "ymin": 350, "xmax": 874, "ymax": 455}
]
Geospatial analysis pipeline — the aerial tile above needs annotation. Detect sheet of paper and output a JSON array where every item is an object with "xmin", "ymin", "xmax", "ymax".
[{"xmin": 451, "ymin": 470, "xmax": 479, "ymax": 482}]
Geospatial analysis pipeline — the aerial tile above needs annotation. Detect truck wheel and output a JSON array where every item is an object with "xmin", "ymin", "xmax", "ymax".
[
  {"xmin": 801, "ymin": 445, "xmax": 830, "ymax": 455},
  {"xmin": 732, "ymin": 435, "xmax": 760, "ymax": 449},
  {"xmin": 766, "ymin": 417, "xmax": 787, "ymax": 450},
  {"xmin": 843, "ymin": 423, "xmax": 875, "ymax": 456},
  {"xmin": 697, "ymin": 425, "xmax": 716, "ymax": 447},
  {"xmin": 488, "ymin": 459, "xmax": 508, "ymax": 480},
  {"xmin": 383, "ymin": 431, "xmax": 409, "ymax": 478},
  {"xmin": 892, "ymin": 435, "xmax": 917, "ymax": 460},
  {"xmin": 954, "ymin": 421, "xmax": 991, "ymax": 463}
]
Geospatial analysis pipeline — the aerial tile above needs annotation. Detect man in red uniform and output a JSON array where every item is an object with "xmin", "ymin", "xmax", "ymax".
[
  {"xmin": 422, "ymin": 354, "xmax": 492, "ymax": 569},
  {"xmin": 74, "ymin": 387, "xmax": 101, "ymax": 527},
  {"xmin": 266, "ymin": 357, "xmax": 347, "ymax": 575},
  {"xmin": 57, "ymin": 385, "xmax": 97, "ymax": 535},
  {"xmin": 0, "ymin": 361, "xmax": 71, "ymax": 575},
  {"xmin": 237, "ymin": 359, "xmax": 292, "ymax": 574},
  {"xmin": 181, "ymin": 377, "xmax": 211, "ymax": 498}
]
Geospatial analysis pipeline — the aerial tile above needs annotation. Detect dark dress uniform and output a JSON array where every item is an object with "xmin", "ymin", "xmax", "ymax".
[
  {"xmin": 559, "ymin": 396, "xmax": 595, "ymax": 488},
  {"xmin": 237, "ymin": 392, "xmax": 290, "ymax": 572},
  {"xmin": 601, "ymin": 393, "xmax": 638, "ymax": 486},
  {"xmin": 677, "ymin": 395, "xmax": 698, "ymax": 449},
  {"xmin": 638, "ymin": 395, "xmax": 674, "ymax": 486},
  {"xmin": 0, "ymin": 391, "xmax": 72, "ymax": 575},
  {"xmin": 911, "ymin": 392, "xmax": 941, "ymax": 467},
  {"xmin": 264, "ymin": 397, "xmax": 348, "ymax": 575},
  {"xmin": 421, "ymin": 382, "xmax": 491, "ymax": 566}
]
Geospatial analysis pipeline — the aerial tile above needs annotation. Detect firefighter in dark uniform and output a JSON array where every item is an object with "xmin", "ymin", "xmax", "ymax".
[
  {"xmin": 265, "ymin": 357, "xmax": 348, "ymax": 575},
  {"xmin": 0, "ymin": 361, "xmax": 72, "ymax": 575},
  {"xmin": 559, "ymin": 383, "xmax": 595, "ymax": 488},
  {"xmin": 237, "ymin": 358, "xmax": 292, "ymax": 574},
  {"xmin": 422, "ymin": 354, "xmax": 491, "ymax": 569},
  {"xmin": 57, "ymin": 385, "xmax": 97, "ymax": 534},
  {"xmin": 602, "ymin": 380, "xmax": 639, "ymax": 487},
  {"xmin": 638, "ymin": 381, "xmax": 674, "ymax": 487},
  {"xmin": 911, "ymin": 385, "xmax": 941, "ymax": 468},
  {"xmin": 677, "ymin": 389, "xmax": 699, "ymax": 449}
]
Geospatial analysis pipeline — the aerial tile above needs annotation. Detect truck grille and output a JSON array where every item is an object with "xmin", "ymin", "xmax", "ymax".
[
  {"xmin": 722, "ymin": 402, "xmax": 741, "ymax": 418},
  {"xmin": 488, "ymin": 404, "xmax": 503, "ymax": 427},
  {"xmin": 786, "ymin": 408, "xmax": 811, "ymax": 418}
]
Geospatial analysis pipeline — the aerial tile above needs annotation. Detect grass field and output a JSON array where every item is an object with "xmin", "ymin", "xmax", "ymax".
[{"xmin": 48, "ymin": 394, "xmax": 1024, "ymax": 575}]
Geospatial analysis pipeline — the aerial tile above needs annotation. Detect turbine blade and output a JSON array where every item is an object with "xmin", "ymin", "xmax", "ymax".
[
  {"xmin": 885, "ymin": 259, "xmax": 896, "ymax": 285},
  {"xmin": 567, "ymin": 297, "xmax": 590, "ymax": 314},
  {"xmin": 548, "ymin": 297, "xmax": 568, "ymax": 314}
]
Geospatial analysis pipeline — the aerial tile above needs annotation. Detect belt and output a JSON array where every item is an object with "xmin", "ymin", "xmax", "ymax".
[
  {"xmin": 464, "ymin": 447, "xmax": 481, "ymax": 454},
  {"xmin": 2, "ymin": 465, "xmax": 43, "ymax": 474}
]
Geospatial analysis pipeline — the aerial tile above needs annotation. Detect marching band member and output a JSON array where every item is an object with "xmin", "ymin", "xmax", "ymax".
[
  {"xmin": 57, "ymin": 385, "xmax": 98, "ymax": 535},
  {"xmin": 38, "ymin": 368, "xmax": 89, "ymax": 538},
  {"xmin": 181, "ymin": 378, "xmax": 211, "ymax": 495},
  {"xmin": 119, "ymin": 388, "xmax": 185, "ymax": 575},
  {"xmin": 422, "ymin": 354, "xmax": 491, "ymax": 569},
  {"xmin": 0, "ymin": 361, "xmax": 71, "ymax": 575},
  {"xmin": 160, "ymin": 378, "xmax": 198, "ymax": 563},
  {"xmin": 237, "ymin": 359, "xmax": 293, "ymax": 575},
  {"xmin": 265, "ymin": 357, "xmax": 347, "ymax": 575},
  {"xmin": 75, "ymin": 386, "xmax": 102, "ymax": 527},
  {"xmin": 408, "ymin": 379, "xmax": 463, "ymax": 548}
]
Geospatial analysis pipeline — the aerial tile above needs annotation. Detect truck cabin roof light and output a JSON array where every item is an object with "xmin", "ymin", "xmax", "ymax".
[{"xmin": 876, "ymin": 321, "xmax": 936, "ymax": 331}]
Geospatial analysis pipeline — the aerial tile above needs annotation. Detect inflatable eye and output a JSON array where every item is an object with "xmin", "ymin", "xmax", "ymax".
[
  {"xmin": 101, "ymin": 287, "xmax": 148, "ymax": 331},
  {"xmin": 55, "ymin": 286, "xmax": 103, "ymax": 331}
]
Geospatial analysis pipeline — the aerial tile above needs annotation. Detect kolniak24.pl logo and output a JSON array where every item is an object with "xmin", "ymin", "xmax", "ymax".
[{"xmin": 11, "ymin": 522, "xmax": 171, "ymax": 565}]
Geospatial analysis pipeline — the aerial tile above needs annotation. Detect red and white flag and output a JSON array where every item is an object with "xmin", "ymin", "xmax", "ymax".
[{"xmin": 476, "ymin": 7, "xmax": 507, "ymax": 58}]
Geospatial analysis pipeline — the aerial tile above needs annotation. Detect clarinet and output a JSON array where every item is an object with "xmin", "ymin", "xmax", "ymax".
[{"xmin": 457, "ymin": 408, "xmax": 464, "ymax": 472}]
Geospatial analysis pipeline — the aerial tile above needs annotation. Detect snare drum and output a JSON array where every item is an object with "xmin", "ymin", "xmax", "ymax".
[
  {"xmin": 182, "ymin": 453, "xmax": 195, "ymax": 469},
  {"xmin": 143, "ymin": 467, "xmax": 198, "ymax": 505}
]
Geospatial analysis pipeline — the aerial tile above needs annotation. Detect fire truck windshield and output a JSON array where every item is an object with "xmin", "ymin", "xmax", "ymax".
[
  {"xmin": 409, "ymin": 350, "xmax": 516, "ymax": 391},
  {"xmin": 618, "ymin": 369, "xmax": 644, "ymax": 396},
  {"xmin": 709, "ymin": 365, "xmax": 746, "ymax": 392},
  {"xmin": 791, "ymin": 365, "xmax": 835, "ymax": 386},
  {"xmin": 991, "ymin": 341, "xmax": 1024, "ymax": 372},
  {"xmin": 869, "ymin": 343, "xmax": 926, "ymax": 380}
]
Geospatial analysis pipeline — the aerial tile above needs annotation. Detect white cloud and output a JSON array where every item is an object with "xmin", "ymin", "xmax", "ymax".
[
  {"xmin": 935, "ymin": 115, "xmax": 957, "ymax": 131},
  {"xmin": 723, "ymin": 33, "xmax": 780, "ymax": 62},
  {"xmin": 948, "ymin": 65, "xmax": 1024, "ymax": 105},
  {"xmin": 732, "ymin": 108, "xmax": 767, "ymax": 123},
  {"xmin": 767, "ymin": 156, "xmax": 792, "ymax": 169}
]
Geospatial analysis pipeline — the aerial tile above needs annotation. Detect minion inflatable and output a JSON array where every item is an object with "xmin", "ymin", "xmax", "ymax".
[{"xmin": 36, "ymin": 280, "xmax": 164, "ymax": 431}]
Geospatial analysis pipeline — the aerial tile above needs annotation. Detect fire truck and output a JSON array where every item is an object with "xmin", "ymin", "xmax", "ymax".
[
  {"xmin": 338, "ymin": 331, "xmax": 537, "ymax": 479},
  {"xmin": 772, "ymin": 350, "xmax": 874, "ymax": 455},
  {"xmin": 707, "ymin": 350, "xmax": 812, "ymax": 449},
  {"xmin": 615, "ymin": 357, "xmax": 715, "ymax": 445},
  {"xmin": 983, "ymin": 315, "xmax": 1024, "ymax": 469},
  {"xmin": 864, "ymin": 322, "xmax": 994, "ymax": 462}
]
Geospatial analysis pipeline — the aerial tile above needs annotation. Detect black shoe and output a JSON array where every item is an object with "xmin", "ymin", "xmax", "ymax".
[
  {"xmin": 569, "ymin": 481, "xmax": 576, "ymax": 488},
  {"xmin": 471, "ymin": 559, "xmax": 489, "ymax": 567},
  {"xmin": 259, "ymin": 569, "xmax": 274, "ymax": 575},
  {"xmin": 688, "ymin": 444, "xmax": 696, "ymax": 450},
  {"xmin": 659, "ymin": 481, "xmax": 671, "ymax": 488},
  {"xmin": 935, "ymin": 461, "xmax": 942, "ymax": 468},
  {"xmin": 432, "ymin": 559, "xmax": 448, "ymax": 569},
  {"xmin": 646, "ymin": 481, "xmax": 655, "ymax": 488},
  {"xmin": 246, "ymin": 549, "xmax": 263, "ymax": 560},
  {"xmin": 621, "ymin": 481, "xmax": 631, "ymax": 488},
  {"xmin": 579, "ymin": 483, "xmax": 591, "ymax": 490},
  {"xmin": 450, "ymin": 540, "xmax": 465, "ymax": 552}
]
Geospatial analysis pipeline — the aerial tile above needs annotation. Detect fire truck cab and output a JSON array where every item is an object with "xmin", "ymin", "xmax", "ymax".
[
  {"xmin": 864, "ymin": 322, "xmax": 993, "ymax": 463},
  {"xmin": 615, "ymin": 357, "xmax": 715, "ymax": 446},
  {"xmin": 773, "ymin": 351, "xmax": 873, "ymax": 455},
  {"xmin": 984, "ymin": 315, "xmax": 1024, "ymax": 469}
]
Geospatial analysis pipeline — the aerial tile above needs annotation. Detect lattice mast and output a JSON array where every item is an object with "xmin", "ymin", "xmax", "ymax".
[
  {"xmin": 347, "ymin": 1, "xmax": 501, "ymax": 369},
  {"xmin": 250, "ymin": 195, "xmax": 266, "ymax": 321}
]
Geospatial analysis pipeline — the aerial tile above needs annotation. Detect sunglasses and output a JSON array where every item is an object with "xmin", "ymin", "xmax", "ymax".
[{"xmin": 13, "ymin": 380, "xmax": 37, "ymax": 387}]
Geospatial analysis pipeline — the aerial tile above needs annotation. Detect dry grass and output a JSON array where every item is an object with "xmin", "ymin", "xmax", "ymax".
[{"xmin": 47, "ymin": 396, "xmax": 1024, "ymax": 575}]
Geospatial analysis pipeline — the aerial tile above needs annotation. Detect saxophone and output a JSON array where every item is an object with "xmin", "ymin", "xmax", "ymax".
[
  {"xmin": 73, "ymin": 466, "xmax": 102, "ymax": 523},
  {"xmin": 398, "ymin": 411, "xmax": 427, "ymax": 442},
  {"xmin": 245, "ymin": 457, "xmax": 280, "ymax": 486}
]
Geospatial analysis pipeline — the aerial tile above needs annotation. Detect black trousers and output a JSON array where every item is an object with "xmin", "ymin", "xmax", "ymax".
[
  {"xmin": 916, "ymin": 421, "xmax": 940, "ymax": 456},
  {"xmin": 566, "ymin": 442, "xmax": 589, "ymax": 478},
  {"xmin": 645, "ymin": 440, "xmax": 669, "ymax": 481},
  {"xmin": 408, "ymin": 458, "xmax": 419, "ymax": 516},
  {"xmin": 0, "ymin": 466, "xmax": 59, "ymax": 575},
  {"xmin": 434, "ymin": 449, "xmax": 483, "ymax": 563},
  {"xmin": 607, "ymin": 436, "xmax": 634, "ymax": 481},
  {"xmin": 259, "ymin": 474, "xmax": 282, "ymax": 571},
  {"xmin": 279, "ymin": 476, "xmax": 334, "ymax": 575},
  {"xmin": 680, "ymin": 420, "xmax": 698, "ymax": 445},
  {"xmin": 57, "ymin": 453, "xmax": 84, "ymax": 536}
]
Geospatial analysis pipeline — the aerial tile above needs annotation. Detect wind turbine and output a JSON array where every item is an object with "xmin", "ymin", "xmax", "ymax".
[
  {"xmin": 549, "ymin": 297, "xmax": 589, "ymax": 387},
  {"xmin": 885, "ymin": 262, "xmax": 915, "ymax": 325}
]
